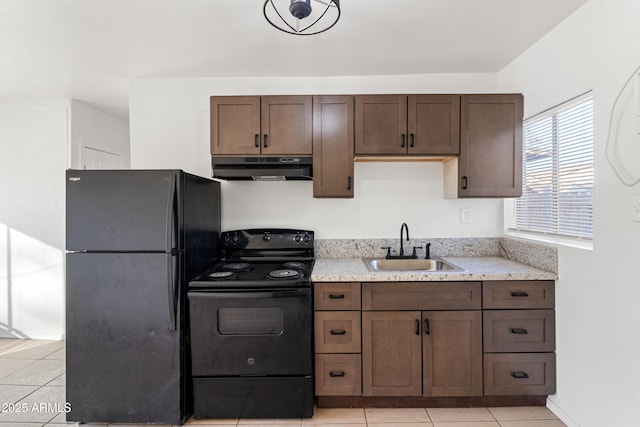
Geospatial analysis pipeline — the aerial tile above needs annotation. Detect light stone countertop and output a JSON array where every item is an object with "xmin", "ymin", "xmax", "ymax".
[{"xmin": 311, "ymin": 256, "xmax": 557, "ymax": 282}]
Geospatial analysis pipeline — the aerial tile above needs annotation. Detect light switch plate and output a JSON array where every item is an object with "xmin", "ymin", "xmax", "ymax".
[
  {"xmin": 632, "ymin": 195, "xmax": 640, "ymax": 222},
  {"xmin": 460, "ymin": 208, "xmax": 472, "ymax": 223}
]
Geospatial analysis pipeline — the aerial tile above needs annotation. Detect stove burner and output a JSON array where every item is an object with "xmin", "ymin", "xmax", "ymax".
[
  {"xmin": 283, "ymin": 262, "xmax": 307, "ymax": 271},
  {"xmin": 208, "ymin": 271, "xmax": 235, "ymax": 280},
  {"xmin": 267, "ymin": 269, "xmax": 302, "ymax": 280},
  {"xmin": 222, "ymin": 262, "xmax": 252, "ymax": 272}
]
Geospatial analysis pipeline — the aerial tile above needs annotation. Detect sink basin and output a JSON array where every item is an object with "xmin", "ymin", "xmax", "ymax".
[{"xmin": 364, "ymin": 257, "xmax": 461, "ymax": 272}]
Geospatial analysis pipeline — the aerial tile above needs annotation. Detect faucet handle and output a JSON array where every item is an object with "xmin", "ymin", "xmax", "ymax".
[
  {"xmin": 381, "ymin": 246, "xmax": 392, "ymax": 259},
  {"xmin": 411, "ymin": 246, "xmax": 422, "ymax": 258}
]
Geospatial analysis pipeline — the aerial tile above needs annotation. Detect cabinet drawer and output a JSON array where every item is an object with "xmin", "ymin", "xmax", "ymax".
[
  {"xmin": 484, "ymin": 353, "xmax": 556, "ymax": 396},
  {"xmin": 314, "ymin": 282, "xmax": 361, "ymax": 310},
  {"xmin": 315, "ymin": 311, "xmax": 361, "ymax": 353},
  {"xmin": 362, "ymin": 282, "xmax": 481, "ymax": 311},
  {"xmin": 483, "ymin": 310, "xmax": 555, "ymax": 353},
  {"xmin": 483, "ymin": 281, "xmax": 555, "ymax": 309},
  {"xmin": 315, "ymin": 353, "xmax": 362, "ymax": 396}
]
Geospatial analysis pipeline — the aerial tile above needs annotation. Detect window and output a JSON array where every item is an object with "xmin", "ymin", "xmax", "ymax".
[{"xmin": 506, "ymin": 93, "xmax": 593, "ymax": 247}]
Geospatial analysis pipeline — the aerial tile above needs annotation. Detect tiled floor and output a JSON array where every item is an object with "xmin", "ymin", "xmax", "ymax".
[{"xmin": 0, "ymin": 339, "xmax": 566, "ymax": 427}]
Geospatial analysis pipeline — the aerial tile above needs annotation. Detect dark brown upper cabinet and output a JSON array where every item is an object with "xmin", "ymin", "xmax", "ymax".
[
  {"xmin": 355, "ymin": 95, "xmax": 460, "ymax": 156},
  {"xmin": 313, "ymin": 96, "xmax": 355, "ymax": 198},
  {"xmin": 210, "ymin": 95, "xmax": 312, "ymax": 156},
  {"xmin": 450, "ymin": 94, "xmax": 523, "ymax": 198}
]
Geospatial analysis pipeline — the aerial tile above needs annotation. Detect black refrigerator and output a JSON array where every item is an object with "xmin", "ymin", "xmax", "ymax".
[{"xmin": 65, "ymin": 169, "xmax": 221, "ymax": 425}]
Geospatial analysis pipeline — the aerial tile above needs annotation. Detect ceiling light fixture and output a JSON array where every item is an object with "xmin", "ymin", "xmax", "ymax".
[{"xmin": 263, "ymin": 0, "xmax": 341, "ymax": 36}]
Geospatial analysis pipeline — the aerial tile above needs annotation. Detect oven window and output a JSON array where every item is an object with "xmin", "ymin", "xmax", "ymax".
[{"xmin": 218, "ymin": 307, "xmax": 283, "ymax": 335}]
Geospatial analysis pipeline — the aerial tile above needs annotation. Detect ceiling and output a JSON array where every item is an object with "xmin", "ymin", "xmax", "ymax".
[{"xmin": 0, "ymin": 0, "xmax": 588, "ymax": 118}]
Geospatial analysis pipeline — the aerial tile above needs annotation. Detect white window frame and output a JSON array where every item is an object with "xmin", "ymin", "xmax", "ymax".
[{"xmin": 505, "ymin": 92, "xmax": 594, "ymax": 250}]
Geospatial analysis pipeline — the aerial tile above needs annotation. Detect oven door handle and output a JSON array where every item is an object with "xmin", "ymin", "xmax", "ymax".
[{"xmin": 188, "ymin": 290, "xmax": 308, "ymax": 299}]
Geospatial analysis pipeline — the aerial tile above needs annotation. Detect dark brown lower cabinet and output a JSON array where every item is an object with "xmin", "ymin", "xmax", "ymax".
[
  {"xmin": 362, "ymin": 311, "xmax": 422, "ymax": 396},
  {"xmin": 362, "ymin": 310, "xmax": 482, "ymax": 397},
  {"xmin": 423, "ymin": 311, "xmax": 483, "ymax": 396},
  {"xmin": 316, "ymin": 280, "xmax": 555, "ymax": 408}
]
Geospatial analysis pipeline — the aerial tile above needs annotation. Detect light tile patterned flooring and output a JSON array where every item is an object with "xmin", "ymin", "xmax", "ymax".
[{"xmin": 0, "ymin": 339, "xmax": 566, "ymax": 427}]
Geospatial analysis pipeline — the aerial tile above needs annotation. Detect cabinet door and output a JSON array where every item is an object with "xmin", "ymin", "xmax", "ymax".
[
  {"xmin": 210, "ymin": 96, "xmax": 261, "ymax": 155},
  {"xmin": 355, "ymin": 95, "xmax": 407, "ymax": 155},
  {"xmin": 362, "ymin": 311, "xmax": 422, "ymax": 396},
  {"xmin": 261, "ymin": 95, "xmax": 312, "ymax": 155},
  {"xmin": 408, "ymin": 95, "xmax": 460, "ymax": 155},
  {"xmin": 458, "ymin": 94, "xmax": 523, "ymax": 197},
  {"xmin": 313, "ymin": 96, "xmax": 355, "ymax": 198},
  {"xmin": 422, "ymin": 311, "xmax": 482, "ymax": 396}
]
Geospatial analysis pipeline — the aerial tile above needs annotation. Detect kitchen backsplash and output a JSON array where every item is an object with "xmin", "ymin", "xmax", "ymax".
[{"xmin": 315, "ymin": 237, "xmax": 557, "ymax": 274}]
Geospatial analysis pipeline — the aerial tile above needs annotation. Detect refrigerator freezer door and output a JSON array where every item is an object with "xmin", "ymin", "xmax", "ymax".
[
  {"xmin": 66, "ymin": 252, "xmax": 186, "ymax": 424},
  {"xmin": 66, "ymin": 170, "xmax": 180, "ymax": 252}
]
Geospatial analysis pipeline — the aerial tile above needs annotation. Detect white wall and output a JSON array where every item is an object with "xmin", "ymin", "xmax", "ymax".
[
  {"xmin": 129, "ymin": 73, "xmax": 505, "ymax": 238},
  {"xmin": 0, "ymin": 98, "xmax": 130, "ymax": 339},
  {"xmin": 499, "ymin": 1, "xmax": 640, "ymax": 426},
  {"xmin": 69, "ymin": 100, "xmax": 130, "ymax": 169},
  {"xmin": 0, "ymin": 99, "xmax": 69, "ymax": 339}
]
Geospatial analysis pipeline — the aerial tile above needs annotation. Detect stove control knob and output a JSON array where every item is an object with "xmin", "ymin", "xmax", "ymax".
[
  {"xmin": 263, "ymin": 233, "xmax": 271, "ymax": 242},
  {"xmin": 294, "ymin": 234, "xmax": 303, "ymax": 243},
  {"xmin": 223, "ymin": 234, "xmax": 230, "ymax": 245},
  {"xmin": 303, "ymin": 234, "xmax": 311, "ymax": 243},
  {"xmin": 231, "ymin": 233, "xmax": 239, "ymax": 244},
  {"xmin": 247, "ymin": 357, "xmax": 255, "ymax": 366}
]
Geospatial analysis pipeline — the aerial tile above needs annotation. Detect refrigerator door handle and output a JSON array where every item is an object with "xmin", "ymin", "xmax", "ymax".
[
  {"xmin": 165, "ymin": 173, "xmax": 177, "ymax": 253},
  {"xmin": 168, "ymin": 256, "xmax": 178, "ymax": 330}
]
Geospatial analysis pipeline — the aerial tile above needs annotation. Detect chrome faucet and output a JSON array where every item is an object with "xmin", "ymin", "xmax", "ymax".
[{"xmin": 399, "ymin": 222, "xmax": 409, "ymax": 257}]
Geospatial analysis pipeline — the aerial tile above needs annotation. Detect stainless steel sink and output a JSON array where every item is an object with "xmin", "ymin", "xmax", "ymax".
[{"xmin": 363, "ymin": 257, "xmax": 462, "ymax": 272}]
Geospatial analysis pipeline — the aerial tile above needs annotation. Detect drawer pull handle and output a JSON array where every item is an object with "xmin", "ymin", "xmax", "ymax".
[
  {"xmin": 329, "ymin": 371, "xmax": 346, "ymax": 378},
  {"xmin": 510, "ymin": 291, "xmax": 529, "ymax": 297},
  {"xmin": 330, "ymin": 329, "xmax": 346, "ymax": 335},
  {"xmin": 328, "ymin": 294, "xmax": 345, "ymax": 299},
  {"xmin": 511, "ymin": 371, "xmax": 530, "ymax": 379},
  {"xmin": 424, "ymin": 318, "xmax": 430, "ymax": 335},
  {"xmin": 509, "ymin": 328, "xmax": 528, "ymax": 335}
]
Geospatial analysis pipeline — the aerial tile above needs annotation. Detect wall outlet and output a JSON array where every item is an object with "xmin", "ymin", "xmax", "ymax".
[
  {"xmin": 632, "ymin": 195, "xmax": 640, "ymax": 222},
  {"xmin": 460, "ymin": 208, "xmax": 472, "ymax": 223}
]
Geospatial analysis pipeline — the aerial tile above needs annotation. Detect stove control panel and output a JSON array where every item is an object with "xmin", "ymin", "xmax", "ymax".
[{"xmin": 221, "ymin": 229, "xmax": 314, "ymax": 250}]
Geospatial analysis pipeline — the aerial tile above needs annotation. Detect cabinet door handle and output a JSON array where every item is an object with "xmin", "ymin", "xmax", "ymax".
[
  {"xmin": 329, "ymin": 371, "xmax": 346, "ymax": 378},
  {"xmin": 462, "ymin": 176, "xmax": 468, "ymax": 190},
  {"xmin": 424, "ymin": 318, "xmax": 430, "ymax": 335},
  {"xmin": 401, "ymin": 133, "xmax": 406, "ymax": 148},
  {"xmin": 263, "ymin": 134, "xmax": 268, "ymax": 148},
  {"xmin": 328, "ymin": 294, "xmax": 345, "ymax": 299},
  {"xmin": 347, "ymin": 176, "xmax": 352, "ymax": 191},
  {"xmin": 254, "ymin": 134, "xmax": 260, "ymax": 148},
  {"xmin": 511, "ymin": 371, "xmax": 530, "ymax": 379},
  {"xmin": 509, "ymin": 328, "xmax": 529, "ymax": 335},
  {"xmin": 410, "ymin": 133, "xmax": 415, "ymax": 147},
  {"xmin": 510, "ymin": 291, "xmax": 529, "ymax": 297},
  {"xmin": 415, "ymin": 319, "xmax": 420, "ymax": 335},
  {"xmin": 330, "ymin": 329, "xmax": 346, "ymax": 335}
]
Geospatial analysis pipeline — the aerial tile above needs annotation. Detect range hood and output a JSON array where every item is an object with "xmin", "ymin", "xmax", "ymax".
[{"xmin": 212, "ymin": 156, "xmax": 313, "ymax": 181}]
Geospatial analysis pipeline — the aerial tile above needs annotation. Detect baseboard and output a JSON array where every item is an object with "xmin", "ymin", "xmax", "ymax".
[{"xmin": 547, "ymin": 397, "xmax": 581, "ymax": 427}]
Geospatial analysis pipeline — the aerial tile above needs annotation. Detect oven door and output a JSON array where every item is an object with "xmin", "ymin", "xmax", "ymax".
[{"xmin": 188, "ymin": 288, "xmax": 312, "ymax": 377}]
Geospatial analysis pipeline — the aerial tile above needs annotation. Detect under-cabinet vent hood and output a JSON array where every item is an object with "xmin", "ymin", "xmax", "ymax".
[{"xmin": 211, "ymin": 156, "xmax": 313, "ymax": 181}]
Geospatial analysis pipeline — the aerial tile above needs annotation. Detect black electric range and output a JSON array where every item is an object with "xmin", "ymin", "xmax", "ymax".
[{"xmin": 188, "ymin": 228, "xmax": 315, "ymax": 419}]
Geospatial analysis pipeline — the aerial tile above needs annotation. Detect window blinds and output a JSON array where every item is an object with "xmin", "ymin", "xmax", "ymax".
[{"xmin": 507, "ymin": 94, "xmax": 593, "ymax": 242}]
